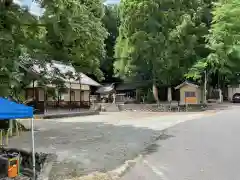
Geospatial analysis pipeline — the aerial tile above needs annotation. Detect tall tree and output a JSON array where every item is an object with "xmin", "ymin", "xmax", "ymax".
[
  {"xmin": 101, "ymin": 4, "xmax": 120, "ymax": 82},
  {"xmin": 187, "ymin": 0, "xmax": 240, "ymax": 86},
  {"xmin": 0, "ymin": 0, "xmax": 45, "ymax": 99},
  {"xmin": 114, "ymin": 0, "xmax": 208, "ymax": 101},
  {"xmin": 0, "ymin": 0, "xmax": 108, "ymax": 100},
  {"xmin": 42, "ymin": 0, "xmax": 107, "ymax": 80}
]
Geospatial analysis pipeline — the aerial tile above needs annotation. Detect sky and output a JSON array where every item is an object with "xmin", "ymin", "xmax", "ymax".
[
  {"xmin": 14, "ymin": 0, "xmax": 120, "ymax": 16},
  {"xmin": 106, "ymin": 0, "xmax": 120, "ymax": 3}
]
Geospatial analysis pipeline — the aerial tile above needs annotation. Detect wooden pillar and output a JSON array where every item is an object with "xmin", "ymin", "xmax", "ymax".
[
  {"xmin": 32, "ymin": 80, "xmax": 35, "ymax": 100},
  {"xmin": 57, "ymin": 89, "xmax": 60, "ymax": 107},
  {"xmin": 135, "ymin": 89, "xmax": 138, "ymax": 101},
  {"xmin": 44, "ymin": 86, "xmax": 47, "ymax": 114},
  {"xmin": 25, "ymin": 89, "xmax": 28, "ymax": 100}
]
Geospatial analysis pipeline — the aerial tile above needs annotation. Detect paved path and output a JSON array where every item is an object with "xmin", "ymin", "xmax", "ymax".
[
  {"xmin": 121, "ymin": 107, "xmax": 240, "ymax": 180},
  {"xmin": 11, "ymin": 112, "xmax": 207, "ymax": 180}
]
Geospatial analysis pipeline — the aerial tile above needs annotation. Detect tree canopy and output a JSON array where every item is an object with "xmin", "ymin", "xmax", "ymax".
[
  {"xmin": 42, "ymin": 0, "xmax": 107, "ymax": 79},
  {"xmin": 1, "ymin": 0, "xmax": 240, "ymax": 101},
  {"xmin": 114, "ymin": 0, "xmax": 209, "ymax": 87},
  {"xmin": 0, "ymin": 0, "xmax": 107, "ymax": 99},
  {"xmin": 101, "ymin": 4, "xmax": 121, "ymax": 83}
]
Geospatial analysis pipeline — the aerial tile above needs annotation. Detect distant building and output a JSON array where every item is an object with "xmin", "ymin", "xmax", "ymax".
[
  {"xmin": 25, "ymin": 61, "xmax": 101, "ymax": 112},
  {"xmin": 95, "ymin": 82, "xmax": 150, "ymax": 103},
  {"xmin": 175, "ymin": 81, "xmax": 203, "ymax": 105}
]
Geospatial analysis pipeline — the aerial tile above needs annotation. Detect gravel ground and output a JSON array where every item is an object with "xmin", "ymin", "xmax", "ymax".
[{"xmin": 8, "ymin": 112, "xmax": 206, "ymax": 180}]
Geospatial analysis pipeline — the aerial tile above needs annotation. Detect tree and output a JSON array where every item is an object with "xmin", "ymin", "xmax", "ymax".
[
  {"xmin": 101, "ymin": 4, "xmax": 121, "ymax": 83},
  {"xmin": 114, "ymin": 0, "xmax": 208, "ymax": 102},
  {"xmin": 0, "ymin": 0, "xmax": 45, "ymax": 99},
  {"xmin": 0, "ymin": 0, "xmax": 108, "ymax": 100},
  {"xmin": 42, "ymin": 0, "xmax": 108, "ymax": 80},
  {"xmin": 187, "ymin": 0, "xmax": 240, "ymax": 88}
]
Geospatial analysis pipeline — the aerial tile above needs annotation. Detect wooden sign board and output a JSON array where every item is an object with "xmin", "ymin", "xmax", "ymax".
[
  {"xmin": 185, "ymin": 91, "xmax": 197, "ymax": 104},
  {"xmin": 185, "ymin": 97, "xmax": 197, "ymax": 104}
]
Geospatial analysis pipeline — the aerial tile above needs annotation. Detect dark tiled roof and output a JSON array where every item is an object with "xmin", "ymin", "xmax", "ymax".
[
  {"xmin": 116, "ymin": 82, "xmax": 150, "ymax": 91},
  {"xmin": 32, "ymin": 61, "xmax": 101, "ymax": 87},
  {"xmin": 96, "ymin": 83, "xmax": 115, "ymax": 94}
]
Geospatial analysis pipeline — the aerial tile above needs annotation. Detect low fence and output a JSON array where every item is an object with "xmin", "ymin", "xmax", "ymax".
[{"xmin": 92, "ymin": 103, "xmax": 207, "ymax": 112}]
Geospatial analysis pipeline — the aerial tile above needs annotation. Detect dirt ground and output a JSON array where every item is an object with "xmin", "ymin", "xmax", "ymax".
[{"xmin": 12, "ymin": 112, "xmax": 208, "ymax": 180}]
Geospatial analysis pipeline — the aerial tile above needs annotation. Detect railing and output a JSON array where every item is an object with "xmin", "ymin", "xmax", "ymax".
[
  {"xmin": 35, "ymin": 101, "xmax": 90, "ymax": 110},
  {"xmin": 0, "ymin": 126, "xmax": 21, "ymax": 147}
]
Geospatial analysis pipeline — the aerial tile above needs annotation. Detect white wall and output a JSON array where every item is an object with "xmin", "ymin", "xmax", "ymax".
[
  {"xmin": 38, "ymin": 88, "xmax": 90, "ymax": 102},
  {"xmin": 62, "ymin": 90, "xmax": 89, "ymax": 101},
  {"xmin": 39, "ymin": 89, "xmax": 44, "ymax": 101},
  {"xmin": 228, "ymin": 85, "xmax": 240, "ymax": 100}
]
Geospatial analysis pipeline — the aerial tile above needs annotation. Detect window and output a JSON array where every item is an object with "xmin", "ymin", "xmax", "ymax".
[{"xmin": 185, "ymin": 91, "xmax": 196, "ymax": 97}]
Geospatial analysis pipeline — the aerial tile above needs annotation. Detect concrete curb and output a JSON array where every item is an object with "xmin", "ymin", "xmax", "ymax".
[
  {"xmin": 17, "ymin": 111, "xmax": 100, "ymax": 120},
  {"xmin": 42, "ymin": 111, "xmax": 99, "ymax": 119},
  {"xmin": 67, "ymin": 155, "xmax": 143, "ymax": 180}
]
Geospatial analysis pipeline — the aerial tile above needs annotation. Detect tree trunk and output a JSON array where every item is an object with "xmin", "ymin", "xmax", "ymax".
[
  {"xmin": 153, "ymin": 84, "xmax": 159, "ymax": 104},
  {"xmin": 218, "ymin": 88, "xmax": 222, "ymax": 103},
  {"xmin": 167, "ymin": 87, "xmax": 172, "ymax": 102}
]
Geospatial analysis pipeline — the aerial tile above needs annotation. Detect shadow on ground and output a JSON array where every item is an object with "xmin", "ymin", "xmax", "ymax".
[
  {"xmin": 142, "ymin": 130, "xmax": 175, "ymax": 155},
  {"xmin": 7, "ymin": 120, "xmax": 174, "ymax": 180}
]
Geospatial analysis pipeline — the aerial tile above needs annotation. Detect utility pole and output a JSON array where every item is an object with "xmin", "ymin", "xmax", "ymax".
[
  {"xmin": 218, "ymin": 72, "xmax": 222, "ymax": 103},
  {"xmin": 79, "ymin": 73, "xmax": 82, "ymax": 109},
  {"xmin": 204, "ymin": 70, "xmax": 207, "ymax": 104}
]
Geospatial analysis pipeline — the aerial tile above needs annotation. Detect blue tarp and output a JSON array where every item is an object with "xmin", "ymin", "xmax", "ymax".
[{"xmin": 0, "ymin": 97, "xmax": 34, "ymax": 120}]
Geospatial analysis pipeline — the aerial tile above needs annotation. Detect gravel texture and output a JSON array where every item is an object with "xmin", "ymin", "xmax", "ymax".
[
  {"xmin": 8, "ymin": 119, "xmax": 161, "ymax": 180},
  {"xmin": 8, "ymin": 112, "xmax": 206, "ymax": 180}
]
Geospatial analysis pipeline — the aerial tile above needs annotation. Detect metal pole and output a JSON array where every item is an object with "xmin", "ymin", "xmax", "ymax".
[
  {"xmin": 31, "ymin": 118, "xmax": 36, "ymax": 179},
  {"xmin": 204, "ymin": 70, "xmax": 207, "ymax": 104},
  {"xmin": 79, "ymin": 74, "xmax": 82, "ymax": 109}
]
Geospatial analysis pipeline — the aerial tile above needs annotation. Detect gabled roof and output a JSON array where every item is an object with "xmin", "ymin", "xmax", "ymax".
[
  {"xmin": 175, "ymin": 81, "xmax": 199, "ymax": 90},
  {"xmin": 96, "ymin": 83, "xmax": 115, "ymax": 94},
  {"xmin": 32, "ymin": 61, "xmax": 101, "ymax": 87}
]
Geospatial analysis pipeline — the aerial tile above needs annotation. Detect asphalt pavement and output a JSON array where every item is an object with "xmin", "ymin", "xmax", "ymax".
[{"xmin": 121, "ymin": 107, "xmax": 240, "ymax": 180}]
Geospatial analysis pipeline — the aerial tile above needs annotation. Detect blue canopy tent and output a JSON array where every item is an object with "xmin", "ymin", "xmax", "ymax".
[
  {"xmin": 0, "ymin": 97, "xmax": 36, "ymax": 179},
  {"xmin": 0, "ymin": 97, "xmax": 33, "ymax": 119}
]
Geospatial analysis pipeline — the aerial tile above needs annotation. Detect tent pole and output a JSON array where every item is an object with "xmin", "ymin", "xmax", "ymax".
[{"xmin": 31, "ymin": 118, "xmax": 36, "ymax": 179}]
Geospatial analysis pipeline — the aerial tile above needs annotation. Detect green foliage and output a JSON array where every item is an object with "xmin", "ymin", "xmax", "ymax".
[
  {"xmin": 187, "ymin": 0, "xmax": 240, "ymax": 85},
  {"xmin": 101, "ymin": 4, "xmax": 121, "ymax": 82},
  {"xmin": 0, "ymin": 1, "xmax": 43, "ymax": 98},
  {"xmin": 115, "ymin": 0, "xmax": 209, "ymax": 86},
  {"xmin": 42, "ymin": 0, "xmax": 107, "ymax": 80},
  {"xmin": 0, "ymin": 0, "xmax": 108, "ymax": 100}
]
